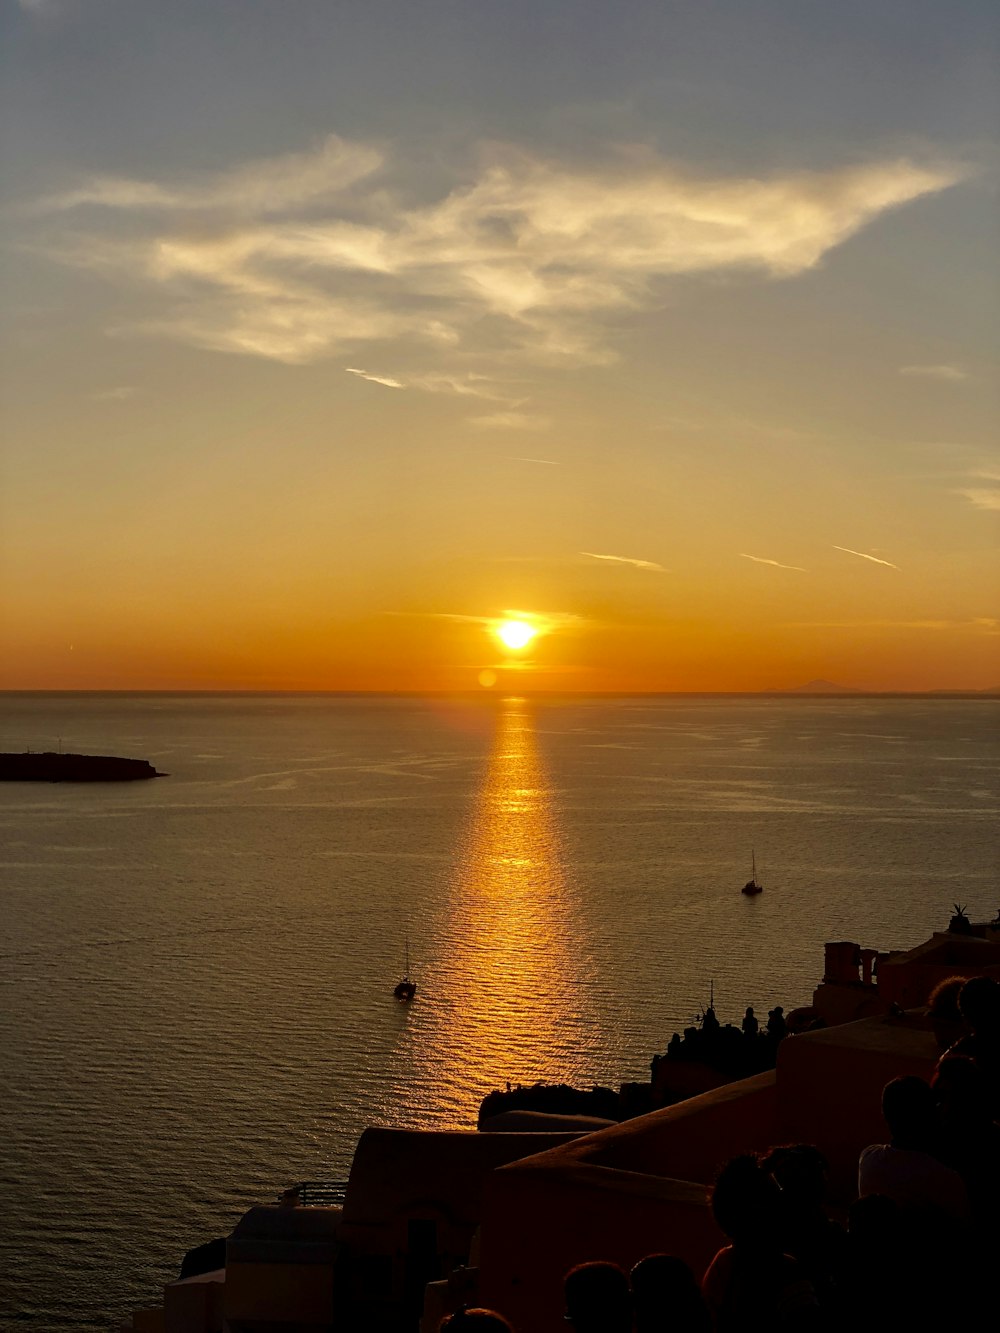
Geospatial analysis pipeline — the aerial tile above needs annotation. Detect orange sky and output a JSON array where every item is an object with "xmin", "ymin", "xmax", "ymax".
[
  {"xmin": 6, "ymin": 598, "xmax": 996, "ymax": 693},
  {"xmin": 2, "ymin": 3, "xmax": 997, "ymax": 692}
]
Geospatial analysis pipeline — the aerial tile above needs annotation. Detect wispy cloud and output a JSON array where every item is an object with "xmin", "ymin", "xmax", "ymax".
[
  {"xmin": 37, "ymin": 134, "xmax": 383, "ymax": 217},
  {"xmin": 950, "ymin": 463, "xmax": 1000, "ymax": 511},
  {"xmin": 91, "ymin": 385, "xmax": 139, "ymax": 401},
  {"xmin": 386, "ymin": 607, "xmax": 585, "ymax": 636},
  {"xmin": 787, "ymin": 619, "xmax": 999, "ymax": 634},
  {"xmin": 345, "ymin": 367, "xmax": 404, "ymax": 388},
  {"xmin": 346, "ymin": 366, "xmax": 517, "ymax": 401},
  {"xmin": 833, "ymin": 545, "xmax": 900, "ymax": 570},
  {"xmin": 512, "ymin": 456, "xmax": 561, "ymax": 465},
  {"xmin": 899, "ymin": 364, "xmax": 969, "ymax": 382},
  {"xmin": 740, "ymin": 553, "xmax": 806, "ymax": 571},
  {"xmin": 30, "ymin": 136, "xmax": 966, "ymax": 367},
  {"xmin": 409, "ymin": 372, "xmax": 513, "ymax": 401},
  {"xmin": 955, "ymin": 487, "xmax": 1000, "ymax": 512},
  {"xmin": 495, "ymin": 609, "xmax": 585, "ymax": 634},
  {"xmin": 470, "ymin": 411, "xmax": 549, "ymax": 430},
  {"xmin": 386, "ymin": 611, "xmax": 490, "ymax": 624},
  {"xmin": 581, "ymin": 551, "xmax": 665, "ymax": 572}
]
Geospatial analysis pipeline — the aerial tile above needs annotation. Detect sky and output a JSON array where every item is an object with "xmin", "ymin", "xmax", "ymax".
[{"xmin": 1, "ymin": 0, "xmax": 997, "ymax": 692}]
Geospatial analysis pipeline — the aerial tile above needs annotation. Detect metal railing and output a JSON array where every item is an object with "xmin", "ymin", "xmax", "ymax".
[{"xmin": 280, "ymin": 1180, "xmax": 349, "ymax": 1207}]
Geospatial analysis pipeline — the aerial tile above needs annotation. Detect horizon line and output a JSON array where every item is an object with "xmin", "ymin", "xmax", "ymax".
[{"xmin": 1, "ymin": 687, "xmax": 997, "ymax": 698}]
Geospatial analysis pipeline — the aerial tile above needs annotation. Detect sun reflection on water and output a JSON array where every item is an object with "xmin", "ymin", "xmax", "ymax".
[{"xmin": 404, "ymin": 696, "xmax": 591, "ymax": 1119}]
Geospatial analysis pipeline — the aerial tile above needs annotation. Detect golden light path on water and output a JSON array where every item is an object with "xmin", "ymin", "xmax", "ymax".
[
  {"xmin": 395, "ymin": 696, "xmax": 613, "ymax": 1125},
  {"xmin": 2, "ymin": 694, "xmax": 996, "ymax": 1332}
]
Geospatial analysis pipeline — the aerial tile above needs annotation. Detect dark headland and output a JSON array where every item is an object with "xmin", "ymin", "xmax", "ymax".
[{"xmin": 0, "ymin": 752, "xmax": 164, "ymax": 782}]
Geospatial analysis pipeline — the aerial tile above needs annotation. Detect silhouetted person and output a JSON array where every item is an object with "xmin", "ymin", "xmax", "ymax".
[
  {"xmin": 943, "ymin": 976, "xmax": 1000, "ymax": 1117},
  {"xmin": 741, "ymin": 1006, "xmax": 758, "ymax": 1038},
  {"xmin": 843, "ymin": 1194, "xmax": 909, "ymax": 1332},
  {"xmin": 563, "ymin": 1262, "xmax": 631, "ymax": 1333},
  {"xmin": 766, "ymin": 1006, "xmax": 787, "ymax": 1040},
  {"xmin": 439, "ymin": 1310, "xmax": 513, "ymax": 1333},
  {"xmin": 630, "ymin": 1254, "xmax": 710, "ymax": 1333},
  {"xmin": 858, "ymin": 1070, "xmax": 984, "ymax": 1332},
  {"xmin": 761, "ymin": 1145, "xmax": 847, "ymax": 1320},
  {"xmin": 858, "ymin": 1076, "xmax": 968, "ymax": 1219},
  {"xmin": 933, "ymin": 1055, "xmax": 1000, "ymax": 1235},
  {"xmin": 702, "ymin": 1154, "xmax": 821, "ymax": 1330},
  {"xmin": 926, "ymin": 975, "xmax": 967, "ymax": 1052}
]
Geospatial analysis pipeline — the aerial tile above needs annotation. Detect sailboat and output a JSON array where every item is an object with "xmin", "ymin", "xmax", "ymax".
[
  {"xmin": 393, "ymin": 940, "xmax": 416, "ymax": 1001},
  {"xmin": 741, "ymin": 851, "xmax": 763, "ymax": 896}
]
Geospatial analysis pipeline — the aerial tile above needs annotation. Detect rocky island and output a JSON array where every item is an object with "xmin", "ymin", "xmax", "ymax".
[{"xmin": 0, "ymin": 752, "xmax": 164, "ymax": 782}]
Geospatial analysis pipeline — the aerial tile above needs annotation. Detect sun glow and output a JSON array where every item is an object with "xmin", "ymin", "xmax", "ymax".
[{"xmin": 495, "ymin": 620, "xmax": 537, "ymax": 651}]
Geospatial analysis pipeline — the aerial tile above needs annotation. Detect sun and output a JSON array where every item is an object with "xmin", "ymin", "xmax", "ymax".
[{"xmin": 495, "ymin": 619, "xmax": 537, "ymax": 651}]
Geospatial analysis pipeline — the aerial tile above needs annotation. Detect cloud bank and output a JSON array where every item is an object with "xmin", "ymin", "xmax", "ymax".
[{"xmin": 33, "ymin": 135, "xmax": 965, "ymax": 367}]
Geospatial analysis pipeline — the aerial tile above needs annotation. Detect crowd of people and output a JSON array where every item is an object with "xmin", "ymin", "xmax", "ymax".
[
  {"xmin": 650, "ymin": 1003, "xmax": 795, "ymax": 1086},
  {"xmin": 439, "ymin": 974, "xmax": 999, "ymax": 1331}
]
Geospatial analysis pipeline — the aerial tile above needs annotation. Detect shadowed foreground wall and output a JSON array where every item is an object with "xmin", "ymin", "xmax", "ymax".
[
  {"xmin": 478, "ymin": 1017, "xmax": 939, "ymax": 1331},
  {"xmin": 123, "ymin": 1012, "xmax": 944, "ymax": 1333}
]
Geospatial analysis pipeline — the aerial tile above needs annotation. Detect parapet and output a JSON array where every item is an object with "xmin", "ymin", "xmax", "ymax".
[
  {"xmin": 876, "ymin": 930, "xmax": 1000, "ymax": 1007},
  {"xmin": 340, "ymin": 1126, "xmax": 582, "ymax": 1232},
  {"xmin": 228, "ymin": 1203, "xmax": 341, "ymax": 1258},
  {"xmin": 225, "ymin": 1205, "xmax": 341, "ymax": 1332}
]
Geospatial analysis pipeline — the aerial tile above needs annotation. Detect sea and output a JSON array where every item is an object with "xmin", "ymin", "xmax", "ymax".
[{"xmin": 1, "ymin": 692, "xmax": 997, "ymax": 1330}]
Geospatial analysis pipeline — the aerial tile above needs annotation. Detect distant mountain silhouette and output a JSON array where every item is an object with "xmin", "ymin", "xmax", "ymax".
[{"xmin": 764, "ymin": 679, "xmax": 861, "ymax": 695}]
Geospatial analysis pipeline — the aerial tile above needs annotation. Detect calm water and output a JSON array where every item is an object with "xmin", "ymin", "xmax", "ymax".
[{"xmin": 1, "ymin": 693, "xmax": 997, "ymax": 1330}]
